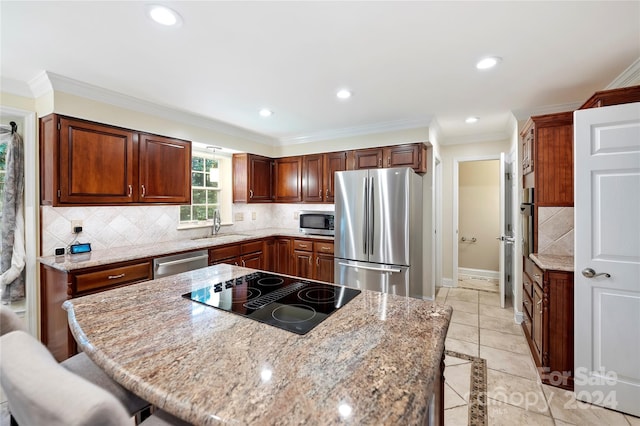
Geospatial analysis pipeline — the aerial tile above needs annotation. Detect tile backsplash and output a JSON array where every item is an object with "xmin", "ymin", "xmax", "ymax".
[
  {"xmin": 537, "ymin": 207, "xmax": 574, "ymax": 256},
  {"xmin": 40, "ymin": 203, "xmax": 334, "ymax": 256}
]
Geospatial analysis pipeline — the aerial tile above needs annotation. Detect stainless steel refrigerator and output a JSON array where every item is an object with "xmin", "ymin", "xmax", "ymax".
[{"xmin": 334, "ymin": 167, "xmax": 423, "ymax": 298}]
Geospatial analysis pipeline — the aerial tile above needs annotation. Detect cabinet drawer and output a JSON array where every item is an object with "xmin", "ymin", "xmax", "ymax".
[
  {"xmin": 241, "ymin": 240, "xmax": 263, "ymax": 254},
  {"xmin": 210, "ymin": 245, "xmax": 241, "ymax": 261},
  {"xmin": 523, "ymin": 310, "xmax": 532, "ymax": 338},
  {"xmin": 313, "ymin": 241, "xmax": 334, "ymax": 254},
  {"xmin": 525, "ymin": 258, "xmax": 544, "ymax": 287},
  {"xmin": 523, "ymin": 274, "xmax": 533, "ymax": 299},
  {"xmin": 293, "ymin": 240, "xmax": 313, "ymax": 251},
  {"xmin": 523, "ymin": 291, "xmax": 533, "ymax": 319},
  {"xmin": 75, "ymin": 261, "xmax": 151, "ymax": 294}
]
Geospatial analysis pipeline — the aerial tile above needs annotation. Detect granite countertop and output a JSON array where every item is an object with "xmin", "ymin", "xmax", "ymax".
[
  {"xmin": 63, "ymin": 264, "xmax": 452, "ymax": 425},
  {"xmin": 529, "ymin": 253, "xmax": 574, "ymax": 272},
  {"xmin": 39, "ymin": 228, "xmax": 333, "ymax": 272}
]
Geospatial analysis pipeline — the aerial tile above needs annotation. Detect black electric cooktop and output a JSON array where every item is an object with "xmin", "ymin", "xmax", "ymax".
[{"xmin": 182, "ymin": 272, "xmax": 361, "ymax": 335}]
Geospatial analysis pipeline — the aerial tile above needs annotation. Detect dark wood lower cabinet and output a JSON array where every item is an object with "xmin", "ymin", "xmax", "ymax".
[{"xmin": 522, "ymin": 258, "xmax": 574, "ymax": 390}]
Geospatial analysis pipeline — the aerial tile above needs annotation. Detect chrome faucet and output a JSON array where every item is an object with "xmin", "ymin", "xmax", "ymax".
[{"xmin": 213, "ymin": 209, "xmax": 221, "ymax": 235}]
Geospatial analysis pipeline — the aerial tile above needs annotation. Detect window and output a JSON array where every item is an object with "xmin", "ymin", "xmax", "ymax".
[{"xmin": 179, "ymin": 150, "xmax": 232, "ymax": 228}]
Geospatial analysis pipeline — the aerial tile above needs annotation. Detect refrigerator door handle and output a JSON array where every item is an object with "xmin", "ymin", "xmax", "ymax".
[
  {"xmin": 338, "ymin": 262, "xmax": 401, "ymax": 274},
  {"xmin": 363, "ymin": 177, "xmax": 368, "ymax": 255},
  {"xmin": 369, "ymin": 177, "xmax": 374, "ymax": 255}
]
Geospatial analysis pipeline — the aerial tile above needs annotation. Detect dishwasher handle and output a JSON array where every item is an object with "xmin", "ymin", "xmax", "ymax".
[{"xmin": 155, "ymin": 254, "xmax": 209, "ymax": 269}]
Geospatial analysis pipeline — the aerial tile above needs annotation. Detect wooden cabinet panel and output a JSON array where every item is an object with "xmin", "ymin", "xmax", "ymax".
[
  {"xmin": 138, "ymin": 134, "xmax": 191, "ymax": 203},
  {"xmin": 383, "ymin": 144, "xmax": 426, "ymax": 172},
  {"xmin": 323, "ymin": 151, "xmax": 347, "ymax": 202},
  {"xmin": 241, "ymin": 240, "xmax": 263, "ymax": 255},
  {"xmin": 275, "ymin": 156, "xmax": 303, "ymax": 202},
  {"xmin": 303, "ymin": 154, "xmax": 324, "ymax": 202},
  {"xmin": 59, "ymin": 117, "xmax": 136, "ymax": 204},
  {"xmin": 209, "ymin": 244, "xmax": 241, "ymax": 263},
  {"xmin": 533, "ymin": 284, "xmax": 543, "ymax": 363},
  {"xmin": 232, "ymin": 153, "xmax": 273, "ymax": 203},
  {"xmin": 40, "ymin": 114, "xmax": 191, "ymax": 206},
  {"xmin": 241, "ymin": 252, "xmax": 263, "ymax": 269},
  {"xmin": 293, "ymin": 239, "xmax": 313, "ymax": 251},
  {"xmin": 293, "ymin": 250, "xmax": 313, "ymax": 279},
  {"xmin": 315, "ymin": 252, "xmax": 334, "ymax": 283},
  {"xmin": 353, "ymin": 148, "xmax": 383, "ymax": 169},
  {"xmin": 579, "ymin": 85, "xmax": 640, "ymax": 109},
  {"xmin": 520, "ymin": 112, "xmax": 573, "ymax": 205},
  {"xmin": 274, "ymin": 238, "xmax": 292, "ymax": 275},
  {"xmin": 74, "ymin": 261, "xmax": 151, "ymax": 295}
]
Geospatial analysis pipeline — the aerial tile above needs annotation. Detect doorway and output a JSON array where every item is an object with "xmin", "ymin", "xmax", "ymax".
[{"xmin": 456, "ymin": 159, "xmax": 501, "ymax": 292}]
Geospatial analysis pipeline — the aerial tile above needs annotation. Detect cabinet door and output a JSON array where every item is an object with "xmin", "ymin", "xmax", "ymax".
[
  {"xmin": 533, "ymin": 284, "xmax": 544, "ymax": 363},
  {"xmin": 323, "ymin": 151, "xmax": 347, "ymax": 202},
  {"xmin": 275, "ymin": 238, "xmax": 292, "ymax": 275},
  {"xmin": 315, "ymin": 253, "xmax": 334, "ymax": 283},
  {"xmin": 241, "ymin": 251, "xmax": 263, "ymax": 269},
  {"xmin": 275, "ymin": 156, "xmax": 303, "ymax": 202},
  {"xmin": 535, "ymin": 120, "xmax": 574, "ymax": 206},
  {"xmin": 302, "ymin": 154, "xmax": 324, "ymax": 203},
  {"xmin": 59, "ymin": 117, "xmax": 136, "ymax": 204},
  {"xmin": 384, "ymin": 144, "xmax": 425, "ymax": 172},
  {"xmin": 250, "ymin": 155, "xmax": 274, "ymax": 202},
  {"xmin": 139, "ymin": 134, "xmax": 191, "ymax": 203},
  {"xmin": 521, "ymin": 127, "xmax": 534, "ymax": 177},
  {"xmin": 353, "ymin": 148, "xmax": 383, "ymax": 169},
  {"xmin": 293, "ymin": 250, "xmax": 313, "ymax": 279}
]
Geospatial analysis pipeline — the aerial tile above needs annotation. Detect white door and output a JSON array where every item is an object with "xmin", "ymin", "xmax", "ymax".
[
  {"xmin": 498, "ymin": 152, "xmax": 514, "ymax": 308},
  {"xmin": 574, "ymin": 101, "xmax": 640, "ymax": 417}
]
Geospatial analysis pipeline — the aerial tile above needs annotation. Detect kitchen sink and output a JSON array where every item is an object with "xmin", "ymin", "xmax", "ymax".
[{"xmin": 191, "ymin": 234, "xmax": 250, "ymax": 241}]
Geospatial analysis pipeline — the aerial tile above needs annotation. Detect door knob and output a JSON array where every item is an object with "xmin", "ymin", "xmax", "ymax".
[{"xmin": 581, "ymin": 268, "xmax": 611, "ymax": 279}]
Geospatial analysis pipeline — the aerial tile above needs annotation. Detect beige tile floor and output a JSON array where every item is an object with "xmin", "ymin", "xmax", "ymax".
[{"xmin": 438, "ymin": 285, "xmax": 639, "ymax": 425}]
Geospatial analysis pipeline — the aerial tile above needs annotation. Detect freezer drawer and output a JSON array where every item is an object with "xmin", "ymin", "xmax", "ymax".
[{"xmin": 334, "ymin": 260, "xmax": 410, "ymax": 297}]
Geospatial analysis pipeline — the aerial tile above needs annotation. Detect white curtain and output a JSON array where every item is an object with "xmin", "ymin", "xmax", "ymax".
[{"xmin": 1, "ymin": 125, "xmax": 26, "ymax": 303}]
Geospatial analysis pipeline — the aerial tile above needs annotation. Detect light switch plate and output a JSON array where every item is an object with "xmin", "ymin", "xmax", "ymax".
[
  {"xmin": 234, "ymin": 212, "xmax": 244, "ymax": 221},
  {"xmin": 251, "ymin": 212, "xmax": 257, "ymax": 220}
]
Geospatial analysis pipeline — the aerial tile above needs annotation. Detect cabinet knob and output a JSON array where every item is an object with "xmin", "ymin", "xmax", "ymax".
[
  {"xmin": 141, "ymin": 184, "xmax": 146, "ymax": 197},
  {"xmin": 128, "ymin": 185, "xmax": 132, "ymax": 197},
  {"xmin": 378, "ymin": 158, "xmax": 382, "ymax": 167},
  {"xmin": 316, "ymin": 257, "xmax": 319, "ymax": 266},
  {"xmin": 319, "ymin": 190, "xmax": 322, "ymax": 198},
  {"xmin": 249, "ymin": 189, "xmax": 254, "ymax": 199},
  {"xmin": 387, "ymin": 157, "xmax": 391, "ymax": 167},
  {"xmin": 326, "ymin": 189, "xmax": 329, "ymax": 198}
]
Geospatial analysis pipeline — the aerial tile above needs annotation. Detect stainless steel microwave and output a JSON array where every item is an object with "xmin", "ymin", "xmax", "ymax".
[{"xmin": 299, "ymin": 211, "xmax": 335, "ymax": 236}]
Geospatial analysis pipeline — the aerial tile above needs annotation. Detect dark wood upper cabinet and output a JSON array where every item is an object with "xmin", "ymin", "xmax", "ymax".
[
  {"xmin": 383, "ymin": 143, "xmax": 427, "ymax": 173},
  {"xmin": 275, "ymin": 156, "xmax": 303, "ymax": 202},
  {"xmin": 138, "ymin": 133, "xmax": 191, "ymax": 203},
  {"xmin": 232, "ymin": 153, "xmax": 274, "ymax": 203},
  {"xmin": 322, "ymin": 151, "xmax": 347, "ymax": 202},
  {"xmin": 579, "ymin": 85, "xmax": 640, "ymax": 109},
  {"xmin": 40, "ymin": 114, "xmax": 191, "ymax": 206},
  {"xmin": 352, "ymin": 148, "xmax": 384, "ymax": 169},
  {"xmin": 302, "ymin": 151, "xmax": 347, "ymax": 203},
  {"xmin": 302, "ymin": 154, "xmax": 324, "ymax": 203},
  {"xmin": 520, "ymin": 112, "xmax": 574, "ymax": 206}
]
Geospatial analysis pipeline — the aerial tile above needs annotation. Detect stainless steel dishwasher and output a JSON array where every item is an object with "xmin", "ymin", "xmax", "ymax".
[{"xmin": 153, "ymin": 250, "xmax": 209, "ymax": 279}]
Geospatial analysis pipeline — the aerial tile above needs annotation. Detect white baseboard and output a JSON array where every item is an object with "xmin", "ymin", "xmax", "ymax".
[
  {"xmin": 458, "ymin": 268, "xmax": 499, "ymax": 280},
  {"xmin": 514, "ymin": 310, "xmax": 524, "ymax": 324},
  {"xmin": 442, "ymin": 278, "xmax": 455, "ymax": 288}
]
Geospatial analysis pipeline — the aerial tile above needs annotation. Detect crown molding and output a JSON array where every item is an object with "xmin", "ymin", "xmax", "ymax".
[
  {"xmin": 28, "ymin": 71, "xmax": 53, "ymax": 98},
  {"xmin": 32, "ymin": 72, "xmax": 278, "ymax": 146},
  {"xmin": 511, "ymin": 101, "xmax": 582, "ymax": 122},
  {"xmin": 606, "ymin": 57, "xmax": 640, "ymax": 89},
  {"xmin": 438, "ymin": 130, "xmax": 511, "ymax": 146},
  {"xmin": 277, "ymin": 116, "xmax": 433, "ymax": 145}
]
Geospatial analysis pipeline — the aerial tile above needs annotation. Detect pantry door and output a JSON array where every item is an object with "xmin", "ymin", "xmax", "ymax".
[{"xmin": 574, "ymin": 101, "xmax": 640, "ymax": 417}]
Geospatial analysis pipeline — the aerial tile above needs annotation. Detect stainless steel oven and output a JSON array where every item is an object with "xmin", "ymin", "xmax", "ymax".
[
  {"xmin": 520, "ymin": 188, "xmax": 534, "ymax": 257},
  {"xmin": 299, "ymin": 211, "xmax": 334, "ymax": 236}
]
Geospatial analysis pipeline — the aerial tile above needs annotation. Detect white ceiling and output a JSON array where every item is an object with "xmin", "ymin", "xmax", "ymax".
[{"xmin": 1, "ymin": 1, "xmax": 639, "ymax": 146}]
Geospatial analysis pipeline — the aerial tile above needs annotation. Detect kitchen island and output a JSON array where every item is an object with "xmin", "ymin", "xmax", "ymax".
[{"xmin": 63, "ymin": 264, "xmax": 451, "ymax": 425}]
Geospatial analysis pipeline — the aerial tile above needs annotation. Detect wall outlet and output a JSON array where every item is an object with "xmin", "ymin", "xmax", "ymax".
[
  {"xmin": 293, "ymin": 212, "xmax": 300, "ymax": 220},
  {"xmin": 251, "ymin": 211, "xmax": 257, "ymax": 220},
  {"xmin": 234, "ymin": 212, "xmax": 244, "ymax": 222},
  {"xmin": 71, "ymin": 220, "xmax": 83, "ymax": 233}
]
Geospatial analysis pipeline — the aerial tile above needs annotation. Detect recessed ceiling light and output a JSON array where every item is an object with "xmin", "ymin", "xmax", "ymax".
[
  {"xmin": 259, "ymin": 108, "xmax": 273, "ymax": 117},
  {"xmin": 336, "ymin": 89, "xmax": 352, "ymax": 100},
  {"xmin": 147, "ymin": 5, "xmax": 182, "ymax": 26},
  {"xmin": 465, "ymin": 116, "xmax": 479, "ymax": 124},
  {"xmin": 476, "ymin": 56, "xmax": 502, "ymax": 70}
]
